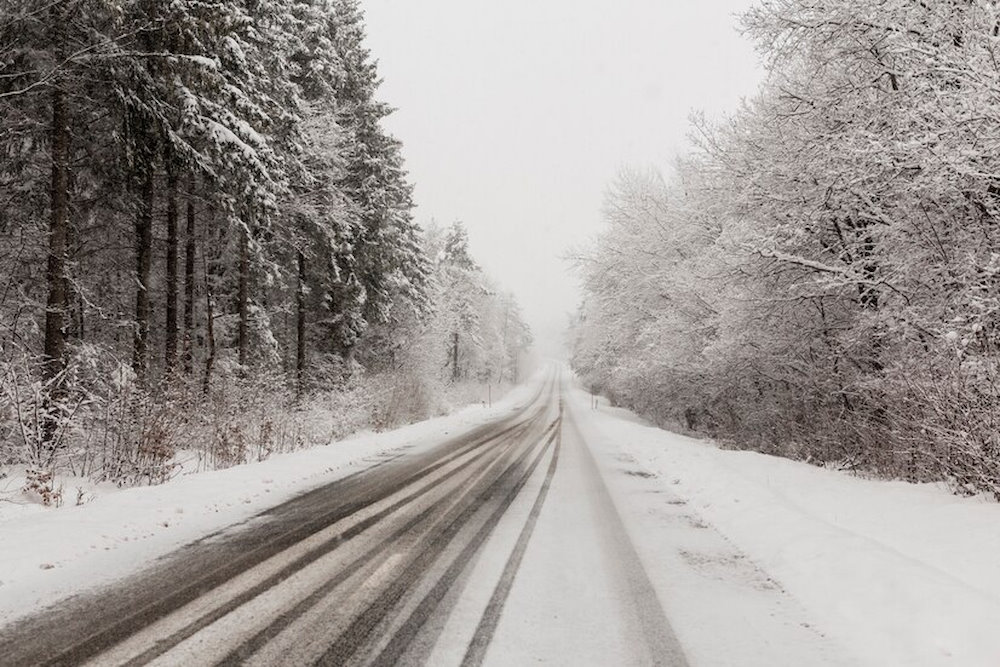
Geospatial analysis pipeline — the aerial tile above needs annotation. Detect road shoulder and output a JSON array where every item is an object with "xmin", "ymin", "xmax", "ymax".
[{"xmin": 565, "ymin": 381, "xmax": 859, "ymax": 666}]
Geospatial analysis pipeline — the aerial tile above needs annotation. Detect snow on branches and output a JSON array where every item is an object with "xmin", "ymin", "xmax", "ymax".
[{"xmin": 573, "ymin": 0, "xmax": 1000, "ymax": 498}]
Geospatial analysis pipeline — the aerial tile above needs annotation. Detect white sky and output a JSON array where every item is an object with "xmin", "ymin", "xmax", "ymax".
[{"xmin": 362, "ymin": 1, "xmax": 765, "ymax": 355}]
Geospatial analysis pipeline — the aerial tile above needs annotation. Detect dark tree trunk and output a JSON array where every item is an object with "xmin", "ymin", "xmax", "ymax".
[
  {"xmin": 42, "ymin": 73, "xmax": 70, "ymax": 454},
  {"xmin": 203, "ymin": 259, "xmax": 215, "ymax": 396},
  {"xmin": 75, "ymin": 294, "xmax": 84, "ymax": 342},
  {"xmin": 183, "ymin": 174, "xmax": 196, "ymax": 374},
  {"xmin": 296, "ymin": 250, "xmax": 306, "ymax": 396},
  {"xmin": 238, "ymin": 226, "xmax": 249, "ymax": 367},
  {"xmin": 203, "ymin": 199, "xmax": 216, "ymax": 395},
  {"xmin": 63, "ymin": 209, "xmax": 77, "ymax": 341},
  {"xmin": 44, "ymin": 85, "xmax": 69, "ymax": 384},
  {"xmin": 133, "ymin": 164, "xmax": 154, "ymax": 383},
  {"xmin": 451, "ymin": 331, "xmax": 459, "ymax": 382},
  {"xmin": 165, "ymin": 164, "xmax": 178, "ymax": 373}
]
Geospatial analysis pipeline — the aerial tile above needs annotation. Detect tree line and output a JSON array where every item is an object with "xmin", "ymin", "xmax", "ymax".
[
  {"xmin": 571, "ymin": 0, "xmax": 1000, "ymax": 498},
  {"xmin": 0, "ymin": 0, "xmax": 531, "ymax": 494}
]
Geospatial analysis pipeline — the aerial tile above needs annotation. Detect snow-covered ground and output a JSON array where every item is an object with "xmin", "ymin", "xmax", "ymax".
[
  {"xmin": 4, "ymin": 367, "xmax": 999, "ymax": 666},
  {"xmin": 0, "ymin": 377, "xmax": 541, "ymax": 627},
  {"xmin": 568, "ymin": 381, "xmax": 1000, "ymax": 666}
]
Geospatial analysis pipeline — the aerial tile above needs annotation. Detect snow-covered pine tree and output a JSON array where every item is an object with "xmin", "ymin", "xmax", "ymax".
[
  {"xmin": 0, "ymin": 0, "xmax": 520, "ymax": 487},
  {"xmin": 325, "ymin": 0, "xmax": 430, "ymax": 356},
  {"xmin": 0, "ymin": 0, "xmax": 129, "ymax": 456}
]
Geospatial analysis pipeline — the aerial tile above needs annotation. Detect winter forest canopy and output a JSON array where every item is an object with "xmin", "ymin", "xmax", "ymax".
[
  {"xmin": 571, "ymin": 0, "xmax": 1000, "ymax": 498},
  {"xmin": 0, "ymin": 0, "xmax": 531, "ymax": 494}
]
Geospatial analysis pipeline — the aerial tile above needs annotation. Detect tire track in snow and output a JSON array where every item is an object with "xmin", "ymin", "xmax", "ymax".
[
  {"xmin": 121, "ymin": 415, "xmax": 536, "ymax": 666},
  {"xmin": 460, "ymin": 404, "xmax": 563, "ymax": 667},
  {"xmin": 0, "ymin": 376, "xmax": 558, "ymax": 666},
  {"xmin": 562, "ymin": 401, "xmax": 689, "ymax": 667},
  {"xmin": 314, "ymin": 419, "xmax": 561, "ymax": 666},
  {"xmin": 217, "ymin": 418, "xmax": 557, "ymax": 666}
]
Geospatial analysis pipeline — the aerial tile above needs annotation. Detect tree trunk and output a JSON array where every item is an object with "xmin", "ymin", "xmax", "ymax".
[
  {"xmin": 238, "ymin": 225, "xmax": 249, "ymax": 367},
  {"xmin": 43, "ymin": 85, "xmax": 68, "ymax": 384},
  {"xmin": 296, "ymin": 250, "xmax": 306, "ymax": 396},
  {"xmin": 203, "ymin": 198, "xmax": 216, "ymax": 395},
  {"xmin": 42, "ymin": 74, "xmax": 70, "ymax": 454},
  {"xmin": 203, "ymin": 257, "xmax": 215, "ymax": 396},
  {"xmin": 63, "ymin": 206, "xmax": 78, "ymax": 342},
  {"xmin": 451, "ymin": 331, "xmax": 459, "ymax": 382},
  {"xmin": 183, "ymin": 174, "xmax": 196, "ymax": 374},
  {"xmin": 164, "ymin": 163, "xmax": 178, "ymax": 373},
  {"xmin": 75, "ymin": 294, "xmax": 84, "ymax": 341},
  {"xmin": 133, "ymin": 163, "xmax": 154, "ymax": 383}
]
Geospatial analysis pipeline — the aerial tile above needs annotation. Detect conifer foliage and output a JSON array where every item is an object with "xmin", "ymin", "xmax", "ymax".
[{"xmin": 0, "ymin": 0, "xmax": 530, "ymax": 489}]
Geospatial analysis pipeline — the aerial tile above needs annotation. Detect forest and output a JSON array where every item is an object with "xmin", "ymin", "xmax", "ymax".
[
  {"xmin": 571, "ymin": 0, "xmax": 1000, "ymax": 498},
  {"xmin": 0, "ymin": 0, "xmax": 531, "ymax": 499}
]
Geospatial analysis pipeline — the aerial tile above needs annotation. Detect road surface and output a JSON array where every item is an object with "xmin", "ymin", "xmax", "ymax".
[{"xmin": 0, "ymin": 369, "xmax": 687, "ymax": 666}]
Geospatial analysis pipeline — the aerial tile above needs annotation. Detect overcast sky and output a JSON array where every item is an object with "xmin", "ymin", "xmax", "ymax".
[{"xmin": 362, "ymin": 1, "xmax": 765, "ymax": 356}]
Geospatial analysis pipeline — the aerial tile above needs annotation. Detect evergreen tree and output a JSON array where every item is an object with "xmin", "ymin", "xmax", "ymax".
[
  {"xmin": 326, "ymin": 0, "xmax": 429, "ymax": 353},
  {"xmin": 0, "ymin": 0, "xmax": 532, "ymax": 487}
]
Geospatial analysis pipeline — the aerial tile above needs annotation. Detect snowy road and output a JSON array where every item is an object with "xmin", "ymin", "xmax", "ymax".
[
  {"xmin": 3, "ymin": 372, "xmax": 997, "ymax": 666},
  {"xmin": 0, "ymin": 370, "xmax": 690, "ymax": 666}
]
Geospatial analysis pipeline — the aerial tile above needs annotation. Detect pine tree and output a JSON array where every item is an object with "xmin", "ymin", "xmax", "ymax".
[
  {"xmin": 0, "ymin": 0, "xmax": 529, "ymax": 486},
  {"xmin": 327, "ymin": 0, "xmax": 429, "ymax": 351}
]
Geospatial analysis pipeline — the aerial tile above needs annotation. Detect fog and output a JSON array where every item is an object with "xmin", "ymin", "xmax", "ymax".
[{"xmin": 362, "ymin": 1, "xmax": 765, "ymax": 357}]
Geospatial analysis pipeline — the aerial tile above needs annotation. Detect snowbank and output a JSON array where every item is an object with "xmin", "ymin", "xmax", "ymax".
[
  {"xmin": 569, "ymin": 383, "xmax": 1000, "ymax": 666},
  {"xmin": 0, "ymin": 374, "xmax": 542, "ymax": 626}
]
